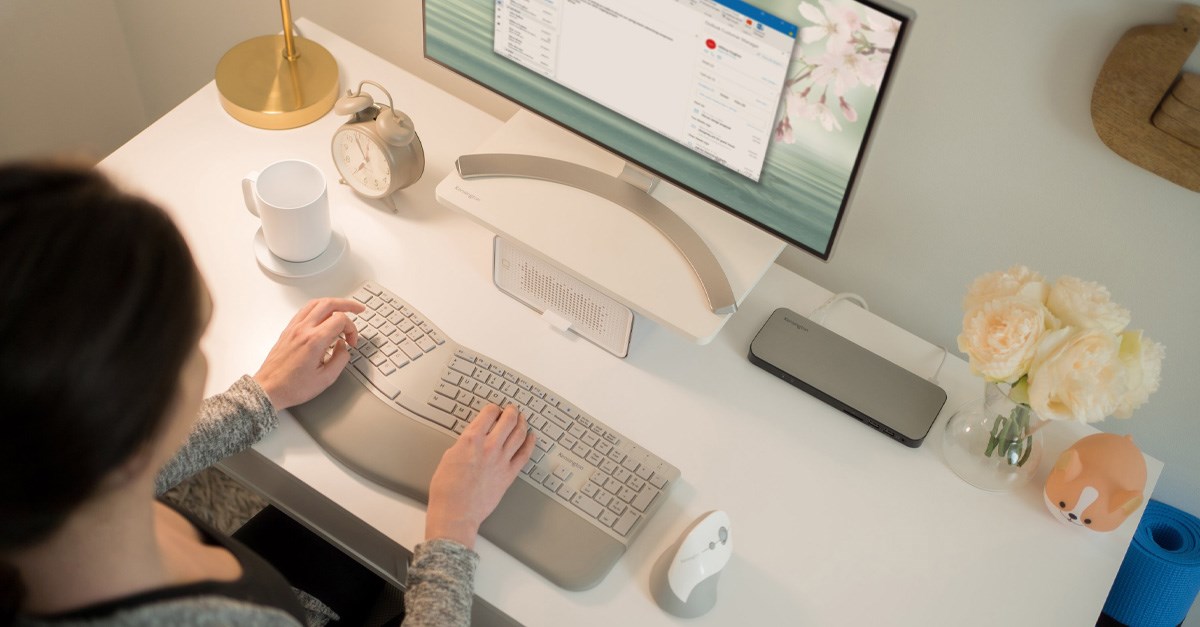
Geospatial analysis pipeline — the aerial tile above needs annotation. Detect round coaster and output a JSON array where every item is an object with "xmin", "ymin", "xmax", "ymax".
[{"xmin": 253, "ymin": 226, "xmax": 347, "ymax": 278}]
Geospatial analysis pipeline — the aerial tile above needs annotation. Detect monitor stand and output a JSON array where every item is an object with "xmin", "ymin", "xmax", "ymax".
[
  {"xmin": 435, "ymin": 110, "xmax": 784, "ymax": 344},
  {"xmin": 455, "ymin": 153, "xmax": 737, "ymax": 315}
]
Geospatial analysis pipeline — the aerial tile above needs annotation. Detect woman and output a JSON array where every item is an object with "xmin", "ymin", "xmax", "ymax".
[{"xmin": 0, "ymin": 162, "xmax": 535, "ymax": 626}]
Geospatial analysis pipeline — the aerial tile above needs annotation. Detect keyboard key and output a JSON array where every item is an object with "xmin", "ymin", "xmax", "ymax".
[
  {"xmin": 581, "ymin": 482, "xmax": 599, "ymax": 498},
  {"xmin": 594, "ymin": 491, "xmax": 613, "ymax": 507},
  {"xmin": 530, "ymin": 465, "xmax": 551, "ymax": 484},
  {"xmin": 428, "ymin": 394, "xmax": 458, "ymax": 416},
  {"xmin": 552, "ymin": 466, "xmax": 574, "ymax": 481},
  {"xmin": 613, "ymin": 511, "xmax": 640, "ymax": 536},
  {"xmin": 649, "ymin": 472, "xmax": 669, "ymax": 489},
  {"xmin": 617, "ymin": 486, "xmax": 637, "ymax": 503},
  {"xmin": 556, "ymin": 484, "xmax": 576, "ymax": 501},
  {"xmin": 417, "ymin": 336, "xmax": 436, "ymax": 353},
  {"xmin": 399, "ymin": 340, "xmax": 423, "ymax": 360},
  {"xmin": 598, "ymin": 510, "xmax": 618, "ymax": 527},
  {"xmin": 608, "ymin": 500, "xmax": 627, "ymax": 516},
  {"xmin": 542, "ymin": 423, "xmax": 564, "ymax": 441},
  {"xmin": 613, "ymin": 468, "xmax": 632, "ymax": 484},
  {"xmin": 631, "ymin": 489, "xmax": 658, "ymax": 512},
  {"xmin": 449, "ymin": 358, "xmax": 474, "ymax": 376},
  {"xmin": 543, "ymin": 476, "xmax": 563, "ymax": 492},
  {"xmin": 436, "ymin": 383, "xmax": 460, "ymax": 400},
  {"xmin": 571, "ymin": 494, "xmax": 605, "ymax": 519},
  {"xmin": 353, "ymin": 360, "xmax": 400, "ymax": 399}
]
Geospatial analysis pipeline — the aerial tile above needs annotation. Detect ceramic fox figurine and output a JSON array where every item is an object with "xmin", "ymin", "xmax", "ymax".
[{"xmin": 1043, "ymin": 433, "xmax": 1147, "ymax": 532}]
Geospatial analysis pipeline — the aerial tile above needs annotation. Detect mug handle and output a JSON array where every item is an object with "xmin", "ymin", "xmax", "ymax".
[{"xmin": 242, "ymin": 171, "xmax": 260, "ymax": 217}]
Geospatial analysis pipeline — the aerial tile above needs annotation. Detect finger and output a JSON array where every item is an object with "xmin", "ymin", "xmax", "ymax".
[
  {"xmin": 289, "ymin": 299, "xmax": 322, "ymax": 326},
  {"xmin": 465, "ymin": 404, "xmax": 503, "ymax": 438},
  {"xmin": 313, "ymin": 313, "xmax": 357, "ymax": 352},
  {"xmin": 501, "ymin": 409, "xmax": 528, "ymax": 456},
  {"xmin": 303, "ymin": 298, "xmax": 366, "ymax": 327},
  {"xmin": 488, "ymin": 404, "xmax": 520, "ymax": 439},
  {"xmin": 509, "ymin": 431, "xmax": 537, "ymax": 472},
  {"xmin": 321, "ymin": 340, "xmax": 351, "ymax": 383}
]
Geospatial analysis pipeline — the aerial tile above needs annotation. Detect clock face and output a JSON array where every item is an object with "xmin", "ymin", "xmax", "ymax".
[{"xmin": 333, "ymin": 127, "xmax": 393, "ymax": 196}]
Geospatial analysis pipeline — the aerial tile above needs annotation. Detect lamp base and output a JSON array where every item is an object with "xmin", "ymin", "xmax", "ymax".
[{"xmin": 216, "ymin": 34, "xmax": 339, "ymax": 130}]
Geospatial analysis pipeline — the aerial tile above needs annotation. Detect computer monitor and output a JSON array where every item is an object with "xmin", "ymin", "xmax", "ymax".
[{"xmin": 423, "ymin": 0, "xmax": 912, "ymax": 262}]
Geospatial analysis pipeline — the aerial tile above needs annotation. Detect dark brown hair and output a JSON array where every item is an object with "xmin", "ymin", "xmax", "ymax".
[{"xmin": 0, "ymin": 161, "xmax": 203, "ymax": 617}]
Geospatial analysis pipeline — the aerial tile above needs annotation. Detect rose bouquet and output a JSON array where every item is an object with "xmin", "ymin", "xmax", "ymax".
[{"xmin": 954, "ymin": 266, "xmax": 1164, "ymax": 467}]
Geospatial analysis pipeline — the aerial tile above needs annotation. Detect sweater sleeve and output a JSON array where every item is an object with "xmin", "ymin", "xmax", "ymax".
[
  {"xmin": 155, "ymin": 375, "xmax": 278, "ymax": 495},
  {"xmin": 402, "ymin": 539, "xmax": 479, "ymax": 627}
]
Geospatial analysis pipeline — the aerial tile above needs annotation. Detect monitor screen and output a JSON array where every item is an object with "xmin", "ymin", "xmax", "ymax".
[{"xmin": 424, "ymin": 0, "xmax": 911, "ymax": 259}]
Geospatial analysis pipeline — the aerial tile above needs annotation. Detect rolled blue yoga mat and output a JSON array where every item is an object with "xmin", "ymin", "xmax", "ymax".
[{"xmin": 1104, "ymin": 499, "xmax": 1200, "ymax": 626}]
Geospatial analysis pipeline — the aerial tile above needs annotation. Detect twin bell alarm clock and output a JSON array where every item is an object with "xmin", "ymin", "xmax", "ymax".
[{"xmin": 331, "ymin": 80, "xmax": 424, "ymax": 199}]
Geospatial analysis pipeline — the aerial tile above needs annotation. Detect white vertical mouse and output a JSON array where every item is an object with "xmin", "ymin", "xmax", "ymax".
[{"xmin": 650, "ymin": 510, "xmax": 732, "ymax": 618}]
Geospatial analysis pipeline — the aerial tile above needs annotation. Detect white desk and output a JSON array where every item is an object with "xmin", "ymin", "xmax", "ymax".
[{"xmin": 100, "ymin": 21, "xmax": 1162, "ymax": 626}]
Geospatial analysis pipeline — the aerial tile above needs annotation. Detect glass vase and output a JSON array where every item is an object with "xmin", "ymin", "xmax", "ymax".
[{"xmin": 942, "ymin": 381, "xmax": 1047, "ymax": 491}]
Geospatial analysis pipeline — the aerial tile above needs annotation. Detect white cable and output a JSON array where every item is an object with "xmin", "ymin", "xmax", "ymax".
[
  {"xmin": 810, "ymin": 292, "xmax": 869, "ymax": 324},
  {"xmin": 929, "ymin": 346, "xmax": 949, "ymax": 383}
]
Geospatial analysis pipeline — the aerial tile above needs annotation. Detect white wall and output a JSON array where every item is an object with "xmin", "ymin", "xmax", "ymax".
[
  {"xmin": 0, "ymin": 0, "xmax": 148, "ymax": 161},
  {"xmin": 2, "ymin": 0, "xmax": 1198, "ymax": 619}
]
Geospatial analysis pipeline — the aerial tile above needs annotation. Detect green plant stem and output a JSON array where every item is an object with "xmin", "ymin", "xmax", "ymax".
[{"xmin": 985, "ymin": 404, "xmax": 1036, "ymax": 467}]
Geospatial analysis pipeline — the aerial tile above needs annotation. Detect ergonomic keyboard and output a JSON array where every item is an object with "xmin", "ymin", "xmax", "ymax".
[{"xmin": 289, "ymin": 281, "xmax": 679, "ymax": 591}]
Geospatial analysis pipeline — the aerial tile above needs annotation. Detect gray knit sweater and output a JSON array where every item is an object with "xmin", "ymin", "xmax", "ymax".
[{"xmin": 16, "ymin": 376, "xmax": 477, "ymax": 627}]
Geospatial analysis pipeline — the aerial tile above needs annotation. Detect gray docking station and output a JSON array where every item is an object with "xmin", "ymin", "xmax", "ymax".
[{"xmin": 748, "ymin": 308, "xmax": 948, "ymax": 447}]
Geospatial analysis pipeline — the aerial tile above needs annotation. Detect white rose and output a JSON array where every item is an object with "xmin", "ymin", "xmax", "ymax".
[
  {"xmin": 1114, "ymin": 330, "xmax": 1165, "ymax": 418},
  {"xmin": 1027, "ymin": 328, "xmax": 1126, "ymax": 423},
  {"xmin": 957, "ymin": 297, "xmax": 1054, "ymax": 383},
  {"xmin": 1046, "ymin": 276, "xmax": 1130, "ymax": 334},
  {"xmin": 962, "ymin": 265, "xmax": 1049, "ymax": 311}
]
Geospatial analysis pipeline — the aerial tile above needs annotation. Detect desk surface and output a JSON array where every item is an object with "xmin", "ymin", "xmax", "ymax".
[{"xmin": 100, "ymin": 21, "xmax": 1161, "ymax": 626}]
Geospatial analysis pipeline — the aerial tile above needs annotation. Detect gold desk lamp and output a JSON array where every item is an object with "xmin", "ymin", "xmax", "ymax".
[{"xmin": 215, "ymin": 0, "xmax": 338, "ymax": 129}]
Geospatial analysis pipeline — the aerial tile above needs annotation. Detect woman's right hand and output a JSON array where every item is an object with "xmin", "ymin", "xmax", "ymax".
[{"xmin": 425, "ymin": 404, "xmax": 537, "ymax": 549}]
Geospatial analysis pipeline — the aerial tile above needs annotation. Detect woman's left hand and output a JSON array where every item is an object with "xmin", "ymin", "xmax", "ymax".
[{"xmin": 253, "ymin": 298, "xmax": 365, "ymax": 410}]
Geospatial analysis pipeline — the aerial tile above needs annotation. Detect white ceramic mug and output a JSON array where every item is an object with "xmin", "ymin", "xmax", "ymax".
[{"xmin": 242, "ymin": 159, "xmax": 332, "ymax": 262}]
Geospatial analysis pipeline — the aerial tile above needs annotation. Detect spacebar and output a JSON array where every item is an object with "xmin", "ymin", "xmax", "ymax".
[{"xmin": 352, "ymin": 362, "xmax": 400, "ymax": 399}]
